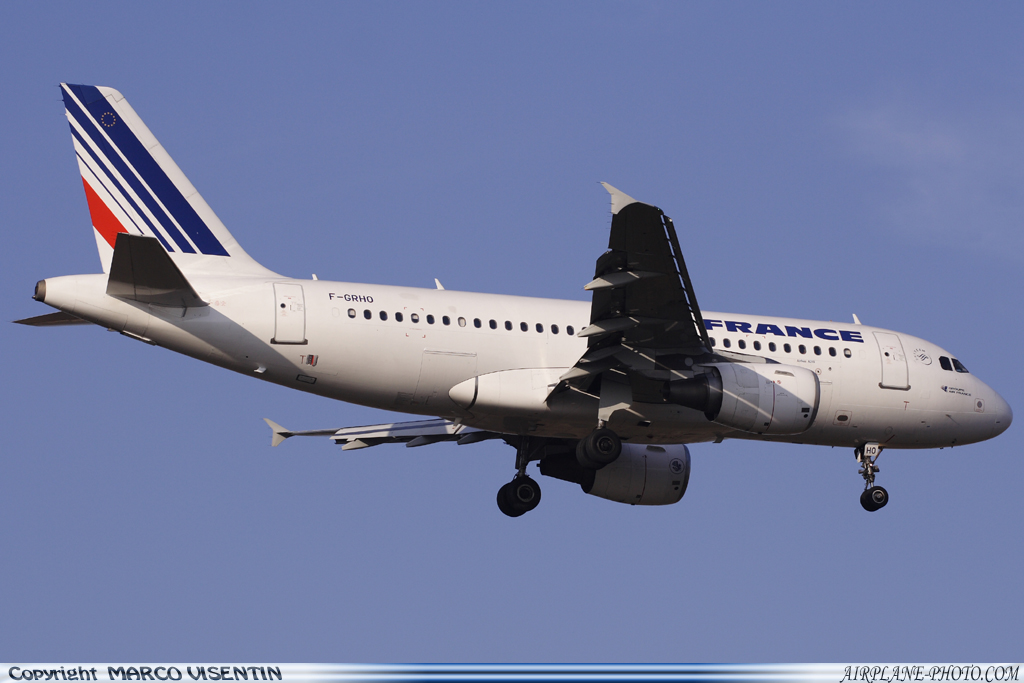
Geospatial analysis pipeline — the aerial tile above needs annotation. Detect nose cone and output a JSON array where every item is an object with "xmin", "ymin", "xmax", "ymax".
[{"xmin": 990, "ymin": 390, "xmax": 1013, "ymax": 438}]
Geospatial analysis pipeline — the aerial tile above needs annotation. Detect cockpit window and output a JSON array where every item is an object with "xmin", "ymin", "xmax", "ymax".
[
  {"xmin": 939, "ymin": 356, "xmax": 953, "ymax": 371},
  {"xmin": 951, "ymin": 358, "xmax": 969, "ymax": 374}
]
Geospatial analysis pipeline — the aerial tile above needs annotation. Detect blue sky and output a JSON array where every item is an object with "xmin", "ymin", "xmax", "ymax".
[{"xmin": 2, "ymin": 1, "xmax": 1021, "ymax": 662}]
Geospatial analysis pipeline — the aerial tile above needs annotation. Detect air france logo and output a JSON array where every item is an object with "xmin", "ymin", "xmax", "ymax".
[
  {"xmin": 704, "ymin": 320, "xmax": 864, "ymax": 343},
  {"xmin": 913, "ymin": 348, "xmax": 932, "ymax": 365},
  {"xmin": 942, "ymin": 385, "xmax": 972, "ymax": 397},
  {"xmin": 669, "ymin": 458, "xmax": 686, "ymax": 475}
]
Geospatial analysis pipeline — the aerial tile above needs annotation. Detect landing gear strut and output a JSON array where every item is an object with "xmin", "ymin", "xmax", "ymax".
[
  {"xmin": 496, "ymin": 436, "xmax": 544, "ymax": 518},
  {"xmin": 856, "ymin": 443, "xmax": 888, "ymax": 512}
]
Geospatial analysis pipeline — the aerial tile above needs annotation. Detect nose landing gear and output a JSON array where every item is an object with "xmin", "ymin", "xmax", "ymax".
[{"xmin": 856, "ymin": 443, "xmax": 888, "ymax": 512}]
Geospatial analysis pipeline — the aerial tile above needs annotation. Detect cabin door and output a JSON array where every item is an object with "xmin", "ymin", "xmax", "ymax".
[
  {"xmin": 874, "ymin": 332, "xmax": 909, "ymax": 389},
  {"xmin": 272, "ymin": 283, "xmax": 307, "ymax": 344}
]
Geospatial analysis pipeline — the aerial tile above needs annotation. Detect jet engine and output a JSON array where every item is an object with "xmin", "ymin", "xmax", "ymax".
[
  {"xmin": 664, "ymin": 362, "xmax": 820, "ymax": 435},
  {"xmin": 540, "ymin": 443, "xmax": 690, "ymax": 506}
]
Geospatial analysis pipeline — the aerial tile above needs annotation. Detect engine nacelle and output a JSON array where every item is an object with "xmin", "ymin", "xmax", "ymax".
[
  {"xmin": 540, "ymin": 443, "xmax": 690, "ymax": 506},
  {"xmin": 587, "ymin": 444, "xmax": 690, "ymax": 505},
  {"xmin": 664, "ymin": 362, "xmax": 820, "ymax": 435}
]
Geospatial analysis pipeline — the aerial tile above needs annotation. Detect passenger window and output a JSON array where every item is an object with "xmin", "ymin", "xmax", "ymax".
[
  {"xmin": 737, "ymin": 339, "xmax": 746, "ymax": 350},
  {"xmin": 505, "ymin": 321, "xmax": 513, "ymax": 331},
  {"xmin": 813, "ymin": 346, "xmax": 821, "ymax": 356},
  {"xmin": 551, "ymin": 324, "xmax": 559, "ymax": 335},
  {"xmin": 536, "ymin": 323, "xmax": 544, "ymax": 333},
  {"xmin": 768, "ymin": 342, "xmax": 776, "ymax": 352},
  {"xmin": 784, "ymin": 343, "xmax": 792, "ymax": 353},
  {"xmin": 411, "ymin": 313, "xmax": 419, "ymax": 323},
  {"xmin": 829, "ymin": 347, "xmax": 836, "ymax": 357},
  {"xmin": 395, "ymin": 312, "xmax": 403, "ymax": 322},
  {"xmin": 489, "ymin": 319, "xmax": 497, "ymax": 329},
  {"xmin": 473, "ymin": 318, "xmax": 482, "ymax": 328},
  {"xmin": 952, "ymin": 358, "xmax": 969, "ymax": 374},
  {"xmin": 567, "ymin": 326, "xmax": 575, "ymax": 336},
  {"xmin": 520, "ymin": 322, "xmax": 528, "ymax": 332},
  {"xmin": 798, "ymin": 345, "xmax": 806, "ymax": 354},
  {"xmin": 753, "ymin": 340, "xmax": 761, "ymax": 351},
  {"xmin": 844, "ymin": 348, "xmax": 852, "ymax": 358},
  {"xmin": 442, "ymin": 316, "xmax": 451, "ymax": 326},
  {"xmin": 348, "ymin": 308, "xmax": 356, "ymax": 318},
  {"xmin": 364, "ymin": 310, "xmax": 372, "ymax": 320},
  {"xmin": 379, "ymin": 311, "xmax": 388, "ymax": 321},
  {"xmin": 939, "ymin": 356, "xmax": 952, "ymax": 371},
  {"xmin": 723, "ymin": 338, "xmax": 732, "ymax": 348},
  {"xmin": 458, "ymin": 317, "xmax": 466, "ymax": 327},
  {"xmin": 426, "ymin": 314, "xmax": 435, "ymax": 325}
]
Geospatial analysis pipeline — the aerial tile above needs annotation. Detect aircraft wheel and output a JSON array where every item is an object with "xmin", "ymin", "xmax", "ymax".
[
  {"xmin": 509, "ymin": 476, "xmax": 541, "ymax": 513},
  {"xmin": 576, "ymin": 428, "xmax": 622, "ymax": 469},
  {"xmin": 497, "ymin": 482, "xmax": 524, "ymax": 517},
  {"xmin": 860, "ymin": 486, "xmax": 888, "ymax": 512},
  {"xmin": 497, "ymin": 477, "xmax": 541, "ymax": 517}
]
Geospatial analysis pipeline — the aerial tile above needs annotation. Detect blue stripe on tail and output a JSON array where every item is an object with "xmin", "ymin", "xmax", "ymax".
[
  {"xmin": 62, "ymin": 84, "xmax": 229, "ymax": 257},
  {"xmin": 71, "ymin": 125, "xmax": 175, "ymax": 252}
]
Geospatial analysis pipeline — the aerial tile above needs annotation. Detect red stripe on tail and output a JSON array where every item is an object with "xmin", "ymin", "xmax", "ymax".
[{"xmin": 81, "ymin": 177, "xmax": 127, "ymax": 248}]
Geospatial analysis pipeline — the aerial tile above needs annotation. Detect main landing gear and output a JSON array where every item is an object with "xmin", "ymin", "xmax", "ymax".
[
  {"xmin": 495, "ymin": 427, "xmax": 625, "ymax": 517},
  {"xmin": 856, "ymin": 443, "xmax": 888, "ymax": 512},
  {"xmin": 497, "ymin": 436, "xmax": 545, "ymax": 518},
  {"xmin": 575, "ymin": 427, "xmax": 622, "ymax": 470}
]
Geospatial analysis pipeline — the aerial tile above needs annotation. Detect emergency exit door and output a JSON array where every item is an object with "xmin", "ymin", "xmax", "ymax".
[
  {"xmin": 874, "ymin": 331, "xmax": 909, "ymax": 389},
  {"xmin": 272, "ymin": 283, "xmax": 307, "ymax": 344}
]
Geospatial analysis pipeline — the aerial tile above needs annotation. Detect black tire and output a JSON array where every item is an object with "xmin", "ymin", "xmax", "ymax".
[
  {"xmin": 576, "ymin": 428, "xmax": 622, "ymax": 469},
  {"xmin": 496, "ymin": 482, "xmax": 524, "ymax": 517},
  {"xmin": 508, "ymin": 476, "xmax": 542, "ymax": 513},
  {"xmin": 860, "ymin": 486, "xmax": 888, "ymax": 512}
]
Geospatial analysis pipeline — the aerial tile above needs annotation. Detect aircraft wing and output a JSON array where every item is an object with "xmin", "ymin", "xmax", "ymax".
[
  {"xmin": 264, "ymin": 417, "xmax": 502, "ymax": 450},
  {"xmin": 553, "ymin": 183, "xmax": 712, "ymax": 400}
]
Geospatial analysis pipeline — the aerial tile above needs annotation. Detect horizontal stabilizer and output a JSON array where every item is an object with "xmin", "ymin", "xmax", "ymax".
[
  {"xmin": 263, "ymin": 418, "xmax": 337, "ymax": 447},
  {"xmin": 13, "ymin": 311, "xmax": 90, "ymax": 327},
  {"xmin": 107, "ymin": 233, "xmax": 206, "ymax": 307}
]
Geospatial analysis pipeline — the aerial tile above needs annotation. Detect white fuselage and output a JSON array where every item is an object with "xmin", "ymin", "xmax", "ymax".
[{"xmin": 40, "ymin": 273, "xmax": 1012, "ymax": 450}]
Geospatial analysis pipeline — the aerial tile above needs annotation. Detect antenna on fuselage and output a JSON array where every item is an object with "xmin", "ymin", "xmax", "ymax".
[
  {"xmin": 852, "ymin": 314, "xmax": 862, "ymax": 325},
  {"xmin": 434, "ymin": 278, "xmax": 445, "ymax": 290}
]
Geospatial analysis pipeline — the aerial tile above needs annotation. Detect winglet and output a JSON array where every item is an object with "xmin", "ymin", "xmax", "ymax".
[
  {"xmin": 600, "ymin": 182, "xmax": 639, "ymax": 215},
  {"xmin": 263, "ymin": 418, "xmax": 293, "ymax": 447}
]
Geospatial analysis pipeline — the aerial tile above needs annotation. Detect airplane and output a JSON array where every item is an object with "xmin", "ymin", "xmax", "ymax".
[{"xmin": 15, "ymin": 83, "xmax": 1013, "ymax": 517}]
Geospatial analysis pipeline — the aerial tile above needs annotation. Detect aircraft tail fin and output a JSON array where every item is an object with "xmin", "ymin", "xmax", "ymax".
[{"xmin": 60, "ymin": 83, "xmax": 276, "ymax": 277}]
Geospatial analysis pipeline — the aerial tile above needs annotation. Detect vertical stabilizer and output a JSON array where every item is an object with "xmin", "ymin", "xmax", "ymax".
[{"xmin": 60, "ymin": 83, "xmax": 276, "ymax": 277}]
